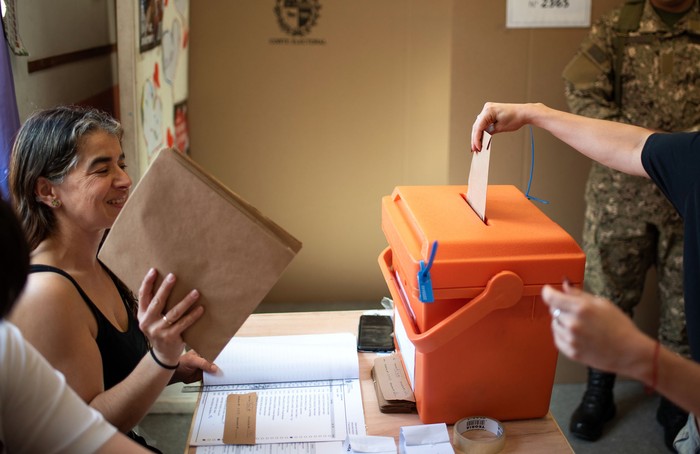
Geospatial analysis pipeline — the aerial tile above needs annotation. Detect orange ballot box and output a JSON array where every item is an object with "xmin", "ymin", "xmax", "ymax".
[{"xmin": 378, "ymin": 185, "xmax": 585, "ymax": 424}]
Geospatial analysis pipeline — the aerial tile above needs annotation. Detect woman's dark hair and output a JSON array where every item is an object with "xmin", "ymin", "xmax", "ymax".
[
  {"xmin": 0, "ymin": 198, "xmax": 30, "ymax": 319},
  {"xmin": 9, "ymin": 105, "xmax": 122, "ymax": 250}
]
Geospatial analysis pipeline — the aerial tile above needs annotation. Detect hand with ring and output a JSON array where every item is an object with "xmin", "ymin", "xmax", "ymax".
[
  {"xmin": 137, "ymin": 268, "xmax": 205, "ymax": 370},
  {"xmin": 551, "ymin": 308, "xmax": 562, "ymax": 325},
  {"xmin": 541, "ymin": 281, "xmax": 650, "ymax": 375}
]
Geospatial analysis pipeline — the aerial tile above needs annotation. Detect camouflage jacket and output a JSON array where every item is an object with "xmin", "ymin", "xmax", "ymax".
[{"xmin": 563, "ymin": 0, "xmax": 700, "ymax": 132}]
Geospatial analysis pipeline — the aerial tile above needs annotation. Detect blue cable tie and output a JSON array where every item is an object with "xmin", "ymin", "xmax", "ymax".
[
  {"xmin": 418, "ymin": 240, "xmax": 438, "ymax": 303},
  {"xmin": 525, "ymin": 126, "xmax": 549, "ymax": 205}
]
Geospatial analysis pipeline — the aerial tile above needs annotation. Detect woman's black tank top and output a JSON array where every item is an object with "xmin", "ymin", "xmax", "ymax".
[{"xmin": 29, "ymin": 264, "xmax": 148, "ymax": 390}]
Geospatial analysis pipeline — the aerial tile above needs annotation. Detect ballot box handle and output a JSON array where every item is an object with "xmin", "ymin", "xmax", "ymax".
[{"xmin": 403, "ymin": 270, "xmax": 524, "ymax": 354}]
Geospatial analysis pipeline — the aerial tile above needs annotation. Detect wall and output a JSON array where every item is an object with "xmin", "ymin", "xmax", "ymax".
[
  {"xmin": 7, "ymin": 0, "xmax": 189, "ymax": 182},
  {"xmin": 188, "ymin": 0, "xmax": 664, "ymax": 383},
  {"xmin": 188, "ymin": 1, "xmax": 624, "ymax": 305},
  {"xmin": 189, "ymin": 1, "xmax": 453, "ymax": 306},
  {"xmin": 7, "ymin": 1, "xmax": 117, "ymax": 120}
]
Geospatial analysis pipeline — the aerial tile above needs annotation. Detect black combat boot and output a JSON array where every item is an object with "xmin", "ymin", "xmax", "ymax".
[
  {"xmin": 569, "ymin": 368, "xmax": 617, "ymax": 441},
  {"xmin": 657, "ymin": 396, "xmax": 688, "ymax": 451}
]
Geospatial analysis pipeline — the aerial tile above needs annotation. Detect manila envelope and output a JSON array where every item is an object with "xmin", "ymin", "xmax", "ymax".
[{"xmin": 98, "ymin": 148, "xmax": 302, "ymax": 362}]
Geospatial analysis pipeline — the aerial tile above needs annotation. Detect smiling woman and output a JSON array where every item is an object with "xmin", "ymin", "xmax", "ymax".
[
  {"xmin": 9, "ymin": 106, "xmax": 125, "ymax": 250},
  {"xmin": 6, "ymin": 105, "xmax": 217, "ymax": 452},
  {"xmin": 40, "ymin": 130, "xmax": 131, "ymax": 232}
]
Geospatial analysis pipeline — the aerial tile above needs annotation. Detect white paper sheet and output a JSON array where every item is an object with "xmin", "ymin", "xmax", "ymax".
[
  {"xmin": 344, "ymin": 435, "xmax": 397, "ymax": 453},
  {"xmin": 189, "ymin": 333, "xmax": 366, "ymax": 448},
  {"xmin": 195, "ymin": 442, "xmax": 343, "ymax": 454},
  {"xmin": 506, "ymin": 0, "xmax": 591, "ymax": 28},
  {"xmin": 399, "ymin": 424, "xmax": 453, "ymax": 454},
  {"xmin": 190, "ymin": 379, "xmax": 364, "ymax": 445},
  {"xmin": 393, "ymin": 272, "xmax": 417, "ymax": 390},
  {"xmin": 205, "ymin": 333, "xmax": 359, "ymax": 386}
]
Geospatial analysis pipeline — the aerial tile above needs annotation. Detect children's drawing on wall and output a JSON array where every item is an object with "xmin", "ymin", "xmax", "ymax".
[
  {"xmin": 173, "ymin": 100, "xmax": 190, "ymax": 155},
  {"xmin": 141, "ymin": 75, "xmax": 163, "ymax": 158},
  {"xmin": 1, "ymin": 0, "xmax": 28, "ymax": 56},
  {"xmin": 162, "ymin": 17, "xmax": 181, "ymax": 85},
  {"xmin": 133, "ymin": 0, "xmax": 189, "ymax": 168},
  {"xmin": 174, "ymin": 0, "xmax": 188, "ymax": 18},
  {"xmin": 140, "ymin": 0, "xmax": 164, "ymax": 52}
]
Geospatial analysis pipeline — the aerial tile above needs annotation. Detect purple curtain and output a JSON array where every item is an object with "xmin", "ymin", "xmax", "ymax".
[{"xmin": 0, "ymin": 19, "xmax": 20, "ymax": 202}]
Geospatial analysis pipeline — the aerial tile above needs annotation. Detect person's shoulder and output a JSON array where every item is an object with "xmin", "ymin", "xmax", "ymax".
[
  {"xmin": 8, "ymin": 271, "xmax": 99, "ymax": 361},
  {"xmin": 586, "ymin": 6, "xmax": 625, "ymax": 40},
  {"xmin": 594, "ymin": 5, "xmax": 625, "ymax": 28},
  {"xmin": 8, "ymin": 270, "xmax": 90, "ymax": 331},
  {"xmin": 21, "ymin": 269, "xmax": 83, "ymax": 307},
  {"xmin": 0, "ymin": 321, "xmax": 23, "ymax": 350},
  {"xmin": 643, "ymin": 132, "xmax": 700, "ymax": 161},
  {"xmin": 0, "ymin": 321, "xmax": 32, "ymax": 377}
]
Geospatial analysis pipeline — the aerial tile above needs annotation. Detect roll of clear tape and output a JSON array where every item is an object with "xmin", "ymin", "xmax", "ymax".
[{"xmin": 452, "ymin": 416, "xmax": 505, "ymax": 454}]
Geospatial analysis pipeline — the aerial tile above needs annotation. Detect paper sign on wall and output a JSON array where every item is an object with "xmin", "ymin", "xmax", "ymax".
[{"xmin": 507, "ymin": 0, "xmax": 591, "ymax": 28}]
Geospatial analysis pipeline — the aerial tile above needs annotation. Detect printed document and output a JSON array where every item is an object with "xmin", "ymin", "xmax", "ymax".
[{"xmin": 189, "ymin": 333, "xmax": 366, "ymax": 451}]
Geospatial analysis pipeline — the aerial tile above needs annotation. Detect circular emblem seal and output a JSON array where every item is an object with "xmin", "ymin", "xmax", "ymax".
[{"xmin": 274, "ymin": 0, "xmax": 321, "ymax": 37}]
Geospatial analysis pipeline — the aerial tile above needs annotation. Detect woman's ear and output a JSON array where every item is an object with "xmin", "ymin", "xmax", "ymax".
[{"xmin": 34, "ymin": 177, "xmax": 58, "ymax": 207}]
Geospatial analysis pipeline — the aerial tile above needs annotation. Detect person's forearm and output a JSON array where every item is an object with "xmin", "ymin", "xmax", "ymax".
[
  {"xmin": 655, "ymin": 348, "xmax": 700, "ymax": 417},
  {"xmin": 526, "ymin": 103, "xmax": 652, "ymax": 176},
  {"xmin": 620, "ymin": 336, "xmax": 700, "ymax": 417},
  {"xmin": 98, "ymin": 432, "xmax": 151, "ymax": 453},
  {"xmin": 88, "ymin": 355, "xmax": 175, "ymax": 433}
]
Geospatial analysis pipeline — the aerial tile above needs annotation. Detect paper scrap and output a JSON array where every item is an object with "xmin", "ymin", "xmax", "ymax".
[
  {"xmin": 223, "ymin": 393, "xmax": 258, "ymax": 445},
  {"xmin": 466, "ymin": 130, "xmax": 492, "ymax": 223},
  {"xmin": 399, "ymin": 423, "xmax": 454, "ymax": 454},
  {"xmin": 344, "ymin": 435, "xmax": 397, "ymax": 453},
  {"xmin": 374, "ymin": 356, "xmax": 415, "ymax": 402}
]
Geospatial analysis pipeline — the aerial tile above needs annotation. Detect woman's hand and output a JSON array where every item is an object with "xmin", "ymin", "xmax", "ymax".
[
  {"xmin": 471, "ymin": 103, "xmax": 538, "ymax": 151},
  {"xmin": 137, "ymin": 268, "xmax": 204, "ymax": 366},
  {"xmin": 172, "ymin": 350, "xmax": 218, "ymax": 384},
  {"xmin": 541, "ymin": 282, "xmax": 653, "ymax": 375}
]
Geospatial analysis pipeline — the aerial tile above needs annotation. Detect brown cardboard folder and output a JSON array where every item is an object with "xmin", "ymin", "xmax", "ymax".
[{"xmin": 98, "ymin": 148, "xmax": 302, "ymax": 362}]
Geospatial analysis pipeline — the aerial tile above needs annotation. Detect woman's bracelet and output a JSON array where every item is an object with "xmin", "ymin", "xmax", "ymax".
[{"xmin": 149, "ymin": 348, "xmax": 180, "ymax": 370}]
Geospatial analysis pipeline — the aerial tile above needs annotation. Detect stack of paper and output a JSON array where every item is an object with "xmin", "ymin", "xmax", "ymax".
[{"xmin": 189, "ymin": 333, "xmax": 366, "ymax": 452}]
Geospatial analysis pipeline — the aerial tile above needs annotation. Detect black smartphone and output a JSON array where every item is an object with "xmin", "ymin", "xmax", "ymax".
[{"xmin": 357, "ymin": 314, "xmax": 395, "ymax": 352}]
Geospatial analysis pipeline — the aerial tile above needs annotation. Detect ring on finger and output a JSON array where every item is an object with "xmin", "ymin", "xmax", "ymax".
[
  {"xmin": 552, "ymin": 308, "xmax": 562, "ymax": 324},
  {"xmin": 163, "ymin": 314, "xmax": 174, "ymax": 325}
]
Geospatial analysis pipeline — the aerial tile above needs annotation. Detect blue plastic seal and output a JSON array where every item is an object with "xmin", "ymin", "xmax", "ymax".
[{"xmin": 418, "ymin": 240, "xmax": 438, "ymax": 303}]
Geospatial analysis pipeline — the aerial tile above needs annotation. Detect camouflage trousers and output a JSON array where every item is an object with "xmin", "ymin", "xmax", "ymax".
[{"xmin": 583, "ymin": 162, "xmax": 689, "ymax": 356}]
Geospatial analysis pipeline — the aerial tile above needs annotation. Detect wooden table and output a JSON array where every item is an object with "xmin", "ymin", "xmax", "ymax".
[{"xmin": 186, "ymin": 310, "xmax": 573, "ymax": 453}]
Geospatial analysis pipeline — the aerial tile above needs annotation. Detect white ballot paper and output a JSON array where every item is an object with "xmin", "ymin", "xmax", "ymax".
[
  {"xmin": 189, "ymin": 333, "xmax": 366, "ymax": 450},
  {"xmin": 399, "ymin": 424, "xmax": 454, "ymax": 454},
  {"xmin": 194, "ymin": 443, "xmax": 344, "ymax": 454},
  {"xmin": 466, "ymin": 130, "xmax": 492, "ymax": 222},
  {"xmin": 344, "ymin": 435, "xmax": 397, "ymax": 454}
]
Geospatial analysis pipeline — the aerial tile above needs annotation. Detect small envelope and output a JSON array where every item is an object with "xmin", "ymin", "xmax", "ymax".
[
  {"xmin": 344, "ymin": 435, "xmax": 397, "ymax": 453},
  {"xmin": 466, "ymin": 130, "xmax": 492, "ymax": 223},
  {"xmin": 399, "ymin": 423, "xmax": 454, "ymax": 454}
]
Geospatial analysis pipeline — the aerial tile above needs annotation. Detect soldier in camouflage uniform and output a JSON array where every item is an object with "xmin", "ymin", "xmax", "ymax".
[{"xmin": 562, "ymin": 0, "xmax": 698, "ymax": 447}]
